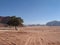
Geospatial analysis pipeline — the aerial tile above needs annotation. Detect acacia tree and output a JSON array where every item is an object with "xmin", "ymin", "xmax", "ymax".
[{"xmin": 7, "ymin": 16, "xmax": 23, "ymax": 30}]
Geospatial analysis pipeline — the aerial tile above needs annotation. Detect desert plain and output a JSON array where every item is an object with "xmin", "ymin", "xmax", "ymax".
[{"xmin": 0, "ymin": 26, "xmax": 60, "ymax": 45}]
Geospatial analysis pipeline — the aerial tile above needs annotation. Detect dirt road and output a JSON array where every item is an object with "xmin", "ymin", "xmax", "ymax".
[{"xmin": 0, "ymin": 26, "xmax": 60, "ymax": 45}]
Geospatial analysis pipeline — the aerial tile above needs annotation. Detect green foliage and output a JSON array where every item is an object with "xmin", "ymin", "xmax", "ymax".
[
  {"xmin": 7, "ymin": 16, "xmax": 23, "ymax": 26},
  {"xmin": 7, "ymin": 16, "xmax": 24, "ymax": 30}
]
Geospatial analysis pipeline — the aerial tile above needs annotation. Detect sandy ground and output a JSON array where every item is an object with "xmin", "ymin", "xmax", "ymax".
[{"xmin": 0, "ymin": 26, "xmax": 60, "ymax": 45}]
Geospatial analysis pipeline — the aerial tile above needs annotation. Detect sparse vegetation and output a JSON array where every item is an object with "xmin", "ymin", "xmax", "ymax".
[{"xmin": 7, "ymin": 16, "xmax": 24, "ymax": 30}]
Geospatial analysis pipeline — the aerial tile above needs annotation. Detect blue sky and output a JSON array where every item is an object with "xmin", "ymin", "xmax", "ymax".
[{"xmin": 0, "ymin": 0, "xmax": 60, "ymax": 24}]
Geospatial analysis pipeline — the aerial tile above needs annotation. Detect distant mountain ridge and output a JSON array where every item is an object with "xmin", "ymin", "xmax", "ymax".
[
  {"xmin": 46, "ymin": 21, "xmax": 60, "ymax": 26},
  {"xmin": 0, "ymin": 16, "xmax": 10, "ymax": 27},
  {"xmin": 0, "ymin": 16, "xmax": 10, "ymax": 24},
  {"xmin": 0, "ymin": 16, "xmax": 60, "ymax": 26}
]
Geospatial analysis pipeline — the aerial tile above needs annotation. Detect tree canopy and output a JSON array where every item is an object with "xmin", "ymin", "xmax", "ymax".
[{"xmin": 7, "ymin": 16, "xmax": 24, "ymax": 30}]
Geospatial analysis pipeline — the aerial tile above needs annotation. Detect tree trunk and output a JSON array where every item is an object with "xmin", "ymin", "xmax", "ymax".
[{"xmin": 15, "ymin": 26, "xmax": 18, "ymax": 30}]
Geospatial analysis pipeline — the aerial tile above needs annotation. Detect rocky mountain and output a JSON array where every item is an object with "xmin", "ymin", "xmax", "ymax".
[
  {"xmin": 46, "ymin": 21, "xmax": 60, "ymax": 26},
  {"xmin": 0, "ymin": 16, "xmax": 10, "ymax": 24},
  {"xmin": 0, "ymin": 16, "xmax": 10, "ymax": 27}
]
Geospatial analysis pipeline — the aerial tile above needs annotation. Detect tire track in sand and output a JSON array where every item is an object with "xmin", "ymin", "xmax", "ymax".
[
  {"xmin": 25, "ymin": 34, "xmax": 43, "ymax": 45},
  {"xmin": 25, "ymin": 37, "xmax": 32, "ymax": 45}
]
